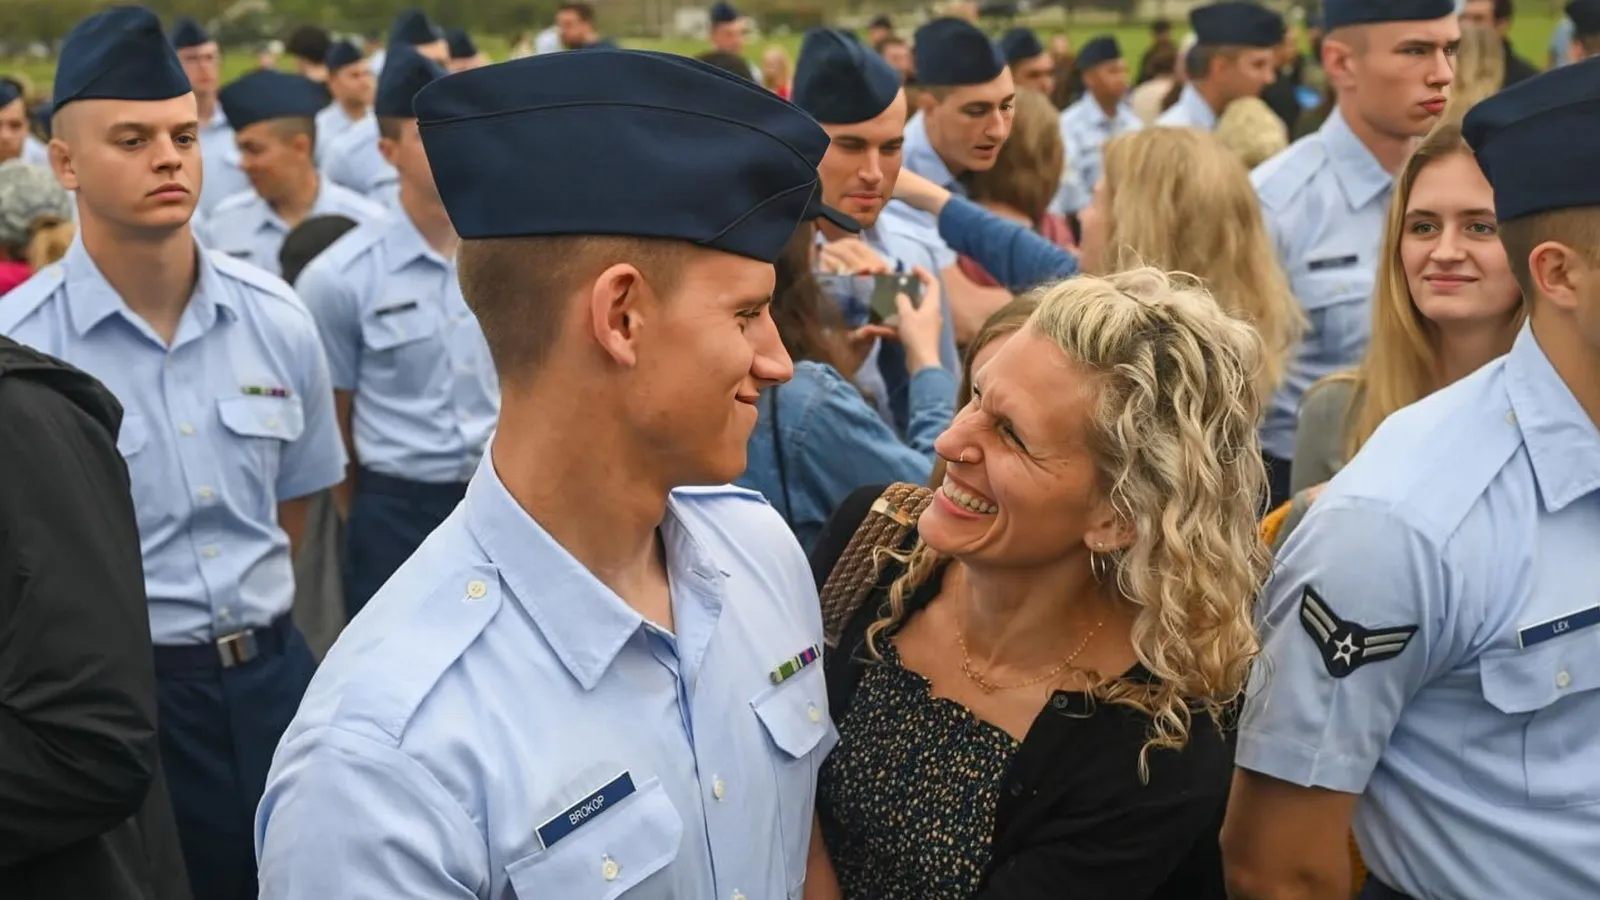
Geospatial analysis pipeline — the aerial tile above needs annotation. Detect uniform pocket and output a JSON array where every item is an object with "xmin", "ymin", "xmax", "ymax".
[
  {"xmin": 751, "ymin": 662, "xmax": 831, "ymax": 893},
  {"xmin": 217, "ymin": 395, "xmax": 305, "ymax": 514},
  {"xmin": 504, "ymin": 777, "xmax": 683, "ymax": 900}
]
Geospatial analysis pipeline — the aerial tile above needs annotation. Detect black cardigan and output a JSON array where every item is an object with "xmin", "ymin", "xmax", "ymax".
[{"xmin": 810, "ymin": 485, "xmax": 1232, "ymax": 900}]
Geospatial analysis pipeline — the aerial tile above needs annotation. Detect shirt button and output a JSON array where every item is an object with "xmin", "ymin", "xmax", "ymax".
[
  {"xmin": 732, "ymin": 892, "xmax": 746, "ymax": 900},
  {"xmin": 466, "ymin": 579, "xmax": 488, "ymax": 600},
  {"xmin": 202, "ymin": 546, "xmax": 219, "ymax": 559},
  {"xmin": 1557, "ymin": 670, "xmax": 1572, "ymax": 689},
  {"xmin": 712, "ymin": 776, "xmax": 725, "ymax": 801},
  {"xmin": 601, "ymin": 856, "xmax": 620, "ymax": 882},
  {"xmin": 197, "ymin": 486, "xmax": 214, "ymax": 502},
  {"xmin": 179, "ymin": 423, "xmax": 196, "ymax": 436},
  {"xmin": 265, "ymin": 416, "xmax": 280, "ymax": 429},
  {"xmin": 808, "ymin": 702, "xmax": 821, "ymax": 724},
  {"xmin": 219, "ymin": 607, "xmax": 232, "ymax": 620}
]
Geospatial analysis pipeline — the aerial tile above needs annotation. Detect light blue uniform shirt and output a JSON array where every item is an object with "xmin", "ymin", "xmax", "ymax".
[
  {"xmin": 1552, "ymin": 17, "xmax": 1576, "ymax": 66},
  {"xmin": 0, "ymin": 237, "xmax": 346, "ymax": 645},
  {"xmin": 1252, "ymin": 107, "xmax": 1391, "ymax": 460},
  {"xmin": 1154, "ymin": 83, "xmax": 1218, "ymax": 130},
  {"xmin": 880, "ymin": 112, "xmax": 967, "ymax": 246},
  {"xmin": 198, "ymin": 106, "xmax": 251, "ymax": 218},
  {"xmin": 256, "ymin": 455, "xmax": 836, "ymax": 899},
  {"xmin": 322, "ymin": 116, "xmax": 398, "ymax": 201},
  {"xmin": 313, "ymin": 105, "xmax": 370, "ymax": 167},
  {"xmin": 1055, "ymin": 93, "xmax": 1143, "ymax": 215},
  {"xmin": 295, "ymin": 212, "xmax": 498, "ymax": 484},
  {"xmin": 198, "ymin": 178, "xmax": 386, "ymax": 276},
  {"xmin": 1240, "ymin": 325, "xmax": 1600, "ymax": 900},
  {"xmin": 22, "ymin": 134, "xmax": 49, "ymax": 167}
]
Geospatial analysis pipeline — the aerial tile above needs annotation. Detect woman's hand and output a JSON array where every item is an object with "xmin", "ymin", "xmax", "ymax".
[
  {"xmin": 892, "ymin": 168, "xmax": 954, "ymax": 216},
  {"xmin": 892, "ymin": 267, "xmax": 945, "ymax": 373},
  {"xmin": 818, "ymin": 238, "xmax": 890, "ymax": 276}
]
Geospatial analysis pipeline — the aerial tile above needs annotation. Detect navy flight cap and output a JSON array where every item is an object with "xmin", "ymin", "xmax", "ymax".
[
  {"xmin": 1569, "ymin": 0, "xmax": 1600, "ymax": 36},
  {"xmin": 390, "ymin": 8, "xmax": 444, "ymax": 46},
  {"xmin": 1077, "ymin": 35, "xmax": 1122, "ymax": 69},
  {"xmin": 0, "ymin": 78, "xmax": 22, "ymax": 109},
  {"xmin": 1191, "ymin": 2, "xmax": 1286, "ymax": 47},
  {"xmin": 325, "ymin": 39, "xmax": 364, "ymax": 72},
  {"xmin": 1463, "ymin": 57, "xmax": 1600, "ymax": 223},
  {"xmin": 54, "ymin": 6, "xmax": 192, "ymax": 115},
  {"xmin": 1321, "ymin": 0, "xmax": 1456, "ymax": 30},
  {"xmin": 219, "ymin": 70, "xmax": 329, "ymax": 131},
  {"xmin": 710, "ymin": 2, "xmax": 741, "ymax": 24},
  {"xmin": 998, "ymin": 27, "xmax": 1045, "ymax": 64},
  {"xmin": 169, "ymin": 16, "xmax": 210, "ymax": 49},
  {"xmin": 447, "ymin": 28, "xmax": 479, "ymax": 59},
  {"xmin": 374, "ymin": 43, "xmax": 448, "ymax": 118},
  {"xmin": 914, "ymin": 18, "xmax": 1007, "ymax": 85},
  {"xmin": 792, "ymin": 28, "xmax": 902, "ymax": 124},
  {"xmin": 414, "ymin": 50, "xmax": 857, "ymax": 260}
]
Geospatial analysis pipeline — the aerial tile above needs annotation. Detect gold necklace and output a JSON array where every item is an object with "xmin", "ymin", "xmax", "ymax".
[{"xmin": 954, "ymin": 607, "xmax": 1104, "ymax": 695}]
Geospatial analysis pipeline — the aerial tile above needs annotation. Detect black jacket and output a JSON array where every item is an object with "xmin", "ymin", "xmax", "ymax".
[
  {"xmin": 1502, "ymin": 39, "xmax": 1540, "ymax": 87},
  {"xmin": 0, "ymin": 338, "xmax": 191, "ymax": 900}
]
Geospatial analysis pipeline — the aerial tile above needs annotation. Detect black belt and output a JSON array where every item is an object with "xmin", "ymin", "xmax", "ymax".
[
  {"xmin": 153, "ymin": 613, "xmax": 293, "ymax": 673},
  {"xmin": 1360, "ymin": 877, "xmax": 1417, "ymax": 900},
  {"xmin": 354, "ymin": 467, "xmax": 469, "ymax": 502}
]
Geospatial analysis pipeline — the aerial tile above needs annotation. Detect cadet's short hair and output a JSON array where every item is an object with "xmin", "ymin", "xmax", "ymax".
[
  {"xmin": 1191, "ymin": 44, "xmax": 1259, "ymax": 80},
  {"xmin": 457, "ymin": 235, "xmax": 686, "ymax": 381},
  {"xmin": 1498, "ymin": 208, "xmax": 1600, "ymax": 302},
  {"xmin": 271, "ymin": 116, "xmax": 317, "ymax": 148},
  {"xmin": 558, "ymin": 2, "xmax": 596, "ymax": 22}
]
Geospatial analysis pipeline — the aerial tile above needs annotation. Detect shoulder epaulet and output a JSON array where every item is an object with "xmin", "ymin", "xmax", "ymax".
[
  {"xmin": 313, "ymin": 219, "xmax": 387, "ymax": 272},
  {"xmin": 334, "ymin": 565, "xmax": 504, "ymax": 747},
  {"xmin": 1251, "ymin": 132, "xmax": 1327, "ymax": 212},
  {"xmin": 327, "ymin": 183, "xmax": 387, "ymax": 221},
  {"xmin": 206, "ymin": 252, "xmax": 314, "ymax": 326},
  {"xmin": 0, "ymin": 264, "xmax": 66, "ymax": 332}
]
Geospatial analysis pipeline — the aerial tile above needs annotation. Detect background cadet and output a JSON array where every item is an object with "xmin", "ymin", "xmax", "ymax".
[
  {"xmin": 323, "ymin": 8, "xmax": 445, "ymax": 200},
  {"xmin": 1000, "ymin": 26, "xmax": 1057, "ymax": 96},
  {"xmin": 169, "ymin": 17, "xmax": 248, "ymax": 217},
  {"xmin": 0, "ymin": 8, "xmax": 346, "ymax": 898},
  {"xmin": 1054, "ymin": 35, "xmax": 1141, "ymax": 219},
  {"xmin": 313, "ymin": 40, "xmax": 372, "ymax": 166},
  {"xmin": 1157, "ymin": 1, "xmax": 1284, "ymax": 130}
]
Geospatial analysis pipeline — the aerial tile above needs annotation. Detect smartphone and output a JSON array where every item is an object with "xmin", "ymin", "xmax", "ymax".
[{"xmin": 868, "ymin": 272, "xmax": 924, "ymax": 322}]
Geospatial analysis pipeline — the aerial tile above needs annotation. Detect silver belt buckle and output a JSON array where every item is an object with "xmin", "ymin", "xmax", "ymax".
[{"xmin": 216, "ymin": 629, "xmax": 260, "ymax": 669}]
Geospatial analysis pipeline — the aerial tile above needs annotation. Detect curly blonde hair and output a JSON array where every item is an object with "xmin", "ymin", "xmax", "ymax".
[{"xmin": 869, "ymin": 268, "xmax": 1271, "ymax": 774}]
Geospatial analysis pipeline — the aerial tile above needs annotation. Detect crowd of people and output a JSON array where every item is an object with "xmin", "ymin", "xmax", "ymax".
[{"xmin": 1, "ymin": 1, "xmax": 1599, "ymax": 899}]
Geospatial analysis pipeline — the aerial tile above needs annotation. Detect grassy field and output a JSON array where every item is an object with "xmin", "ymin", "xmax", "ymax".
[{"xmin": 2, "ymin": 12, "xmax": 1570, "ymax": 96}]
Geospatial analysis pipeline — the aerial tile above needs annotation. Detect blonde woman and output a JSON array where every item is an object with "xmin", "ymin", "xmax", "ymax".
[
  {"xmin": 1214, "ymin": 95, "xmax": 1290, "ymax": 169},
  {"xmin": 762, "ymin": 44, "xmax": 793, "ymax": 99},
  {"xmin": 1273, "ymin": 120, "xmax": 1522, "ymax": 547},
  {"xmin": 960, "ymin": 90, "xmax": 1075, "ymax": 287},
  {"xmin": 0, "ymin": 160, "xmax": 73, "ymax": 296},
  {"xmin": 1444, "ymin": 25, "xmax": 1506, "ymax": 117},
  {"xmin": 1078, "ymin": 127, "xmax": 1303, "ymax": 409},
  {"xmin": 927, "ymin": 298, "xmax": 1039, "ymax": 490},
  {"xmin": 807, "ymin": 267, "xmax": 1268, "ymax": 900}
]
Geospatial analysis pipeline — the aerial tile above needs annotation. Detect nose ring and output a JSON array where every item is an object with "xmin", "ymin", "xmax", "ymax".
[{"xmin": 959, "ymin": 449, "xmax": 971, "ymax": 464}]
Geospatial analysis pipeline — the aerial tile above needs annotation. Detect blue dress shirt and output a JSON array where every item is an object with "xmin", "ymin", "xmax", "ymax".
[
  {"xmin": 198, "ymin": 178, "xmax": 386, "ymax": 276},
  {"xmin": 256, "ymin": 453, "xmax": 836, "ymax": 899},
  {"xmin": 1240, "ymin": 324, "xmax": 1600, "ymax": 900},
  {"xmin": 1252, "ymin": 107, "xmax": 1392, "ymax": 460},
  {"xmin": 295, "ymin": 213, "xmax": 498, "ymax": 484},
  {"xmin": 0, "ymin": 237, "xmax": 347, "ymax": 645},
  {"xmin": 198, "ymin": 106, "xmax": 251, "ymax": 218},
  {"xmin": 313, "ymin": 105, "xmax": 370, "ymax": 167},
  {"xmin": 1155, "ymin": 84, "xmax": 1219, "ymax": 130},
  {"xmin": 322, "ymin": 116, "xmax": 399, "ymax": 200},
  {"xmin": 1055, "ymin": 93, "xmax": 1143, "ymax": 215}
]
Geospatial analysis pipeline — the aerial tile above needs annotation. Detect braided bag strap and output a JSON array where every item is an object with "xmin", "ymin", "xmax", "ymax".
[{"xmin": 819, "ymin": 482, "xmax": 935, "ymax": 647}]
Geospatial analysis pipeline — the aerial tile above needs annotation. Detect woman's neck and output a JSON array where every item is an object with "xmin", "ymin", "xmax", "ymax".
[{"xmin": 952, "ymin": 555, "xmax": 1121, "ymax": 670}]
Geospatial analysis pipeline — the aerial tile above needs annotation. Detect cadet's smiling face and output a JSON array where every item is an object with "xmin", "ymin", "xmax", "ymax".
[
  {"xmin": 921, "ymin": 70, "xmax": 1016, "ymax": 175},
  {"xmin": 235, "ymin": 120, "xmax": 312, "ymax": 203},
  {"xmin": 0, "ymin": 98, "xmax": 27, "ymax": 163},
  {"xmin": 818, "ymin": 92, "xmax": 907, "ymax": 229},
  {"xmin": 51, "ymin": 95, "xmax": 201, "ymax": 232}
]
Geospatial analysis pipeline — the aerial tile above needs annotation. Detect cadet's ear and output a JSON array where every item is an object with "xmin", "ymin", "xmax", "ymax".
[
  {"xmin": 48, "ymin": 138, "xmax": 78, "ymax": 193},
  {"xmin": 587, "ymin": 262, "xmax": 649, "ymax": 368},
  {"xmin": 376, "ymin": 137, "xmax": 399, "ymax": 167},
  {"xmin": 1527, "ymin": 241, "xmax": 1589, "ymax": 313}
]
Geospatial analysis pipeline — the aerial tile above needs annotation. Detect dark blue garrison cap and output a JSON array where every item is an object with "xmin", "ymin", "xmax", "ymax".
[
  {"xmin": 998, "ymin": 27, "xmax": 1045, "ymax": 64},
  {"xmin": 219, "ymin": 70, "xmax": 329, "ymax": 131},
  {"xmin": 325, "ymin": 39, "xmax": 364, "ymax": 72},
  {"xmin": 793, "ymin": 28, "xmax": 902, "ymax": 124},
  {"xmin": 1321, "ymin": 0, "xmax": 1455, "ymax": 30},
  {"xmin": 0, "ymin": 79, "xmax": 22, "ymax": 109},
  {"xmin": 169, "ymin": 16, "xmax": 210, "ymax": 49},
  {"xmin": 1463, "ymin": 58, "xmax": 1600, "ymax": 223},
  {"xmin": 709, "ymin": 2, "xmax": 741, "ymax": 24},
  {"xmin": 1191, "ymin": 2, "xmax": 1286, "ymax": 47},
  {"xmin": 375, "ymin": 43, "xmax": 448, "ymax": 118},
  {"xmin": 54, "ymin": 6, "xmax": 192, "ymax": 115},
  {"xmin": 1569, "ymin": 0, "xmax": 1600, "ymax": 36},
  {"xmin": 914, "ymin": 18, "xmax": 1006, "ymax": 85},
  {"xmin": 390, "ymin": 8, "xmax": 444, "ymax": 46},
  {"xmin": 414, "ymin": 50, "xmax": 857, "ymax": 261},
  {"xmin": 1077, "ymin": 35, "xmax": 1122, "ymax": 69},
  {"xmin": 447, "ymin": 28, "xmax": 479, "ymax": 59}
]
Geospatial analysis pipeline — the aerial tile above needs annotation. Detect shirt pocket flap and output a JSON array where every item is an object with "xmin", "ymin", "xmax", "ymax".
[
  {"xmin": 751, "ymin": 662, "xmax": 829, "ymax": 759},
  {"xmin": 217, "ymin": 395, "xmax": 306, "ymax": 443},
  {"xmin": 1294, "ymin": 268, "xmax": 1371, "ymax": 312},
  {"xmin": 1478, "ymin": 630, "xmax": 1600, "ymax": 715},
  {"xmin": 362, "ymin": 301, "xmax": 439, "ymax": 351},
  {"xmin": 116, "ymin": 414, "xmax": 149, "ymax": 457},
  {"xmin": 505, "ymin": 777, "xmax": 682, "ymax": 900}
]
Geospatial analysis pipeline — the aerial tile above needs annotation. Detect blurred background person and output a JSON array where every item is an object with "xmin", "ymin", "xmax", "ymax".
[
  {"xmin": 556, "ymin": 2, "xmax": 613, "ymax": 50},
  {"xmin": 0, "ymin": 161, "xmax": 72, "ymax": 296},
  {"xmin": 1157, "ymin": 2, "xmax": 1284, "ymax": 131},
  {"xmin": 866, "ymin": 14, "xmax": 895, "ymax": 47},
  {"xmin": 284, "ymin": 25, "xmax": 332, "ymax": 93},
  {"xmin": 170, "ymin": 18, "xmax": 250, "ymax": 217},
  {"xmin": 1446, "ymin": 23, "xmax": 1508, "ymax": 116},
  {"xmin": 878, "ymin": 36, "xmax": 914, "ymax": 83},
  {"xmin": 961, "ymin": 90, "xmax": 1076, "ymax": 288},
  {"xmin": 763, "ymin": 45, "xmax": 794, "ymax": 99},
  {"xmin": 1136, "ymin": 18, "xmax": 1176, "ymax": 83},
  {"xmin": 1129, "ymin": 41, "xmax": 1179, "ymax": 125},
  {"xmin": 1214, "ymin": 95, "xmax": 1290, "ymax": 169},
  {"xmin": 1047, "ymin": 33, "xmax": 1078, "ymax": 109},
  {"xmin": 708, "ymin": 1, "xmax": 763, "ymax": 82},
  {"xmin": 1260, "ymin": 22, "xmax": 1312, "ymax": 134},
  {"xmin": 0, "ymin": 78, "xmax": 30, "ymax": 165},
  {"xmin": 1056, "ymin": 36, "xmax": 1140, "ymax": 222},
  {"xmin": 314, "ymin": 40, "xmax": 373, "ymax": 167},
  {"xmin": 445, "ymin": 29, "xmax": 489, "ymax": 71},
  {"xmin": 1459, "ymin": 0, "xmax": 1540, "ymax": 84},
  {"xmin": 1565, "ymin": 0, "xmax": 1600, "ymax": 60},
  {"xmin": 1000, "ymin": 27, "xmax": 1056, "ymax": 96}
]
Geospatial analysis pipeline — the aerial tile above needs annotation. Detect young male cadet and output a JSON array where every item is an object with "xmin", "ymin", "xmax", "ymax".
[
  {"xmin": 1250, "ymin": 0, "xmax": 1457, "ymax": 506},
  {"xmin": 708, "ymin": 1, "xmax": 765, "ymax": 83},
  {"xmin": 1157, "ymin": 1, "xmax": 1284, "ymax": 130},
  {"xmin": 324, "ymin": 9, "xmax": 444, "ymax": 201},
  {"xmin": 0, "ymin": 8, "xmax": 346, "ymax": 899},
  {"xmin": 999, "ymin": 26, "xmax": 1056, "ymax": 95},
  {"xmin": 1568, "ymin": 0, "xmax": 1600, "ymax": 59},
  {"xmin": 791, "ymin": 27, "xmax": 959, "ymax": 431},
  {"xmin": 313, "ymin": 40, "xmax": 373, "ymax": 166},
  {"xmin": 256, "ymin": 48, "xmax": 841, "ymax": 899},
  {"xmin": 201, "ymin": 70, "xmax": 383, "ymax": 276},
  {"xmin": 445, "ymin": 28, "xmax": 489, "ymax": 71},
  {"xmin": 170, "ymin": 17, "xmax": 249, "ymax": 217},
  {"xmin": 879, "ymin": 17, "xmax": 1015, "ymax": 346},
  {"xmin": 1054, "ymin": 35, "xmax": 1141, "ymax": 217},
  {"xmin": 292, "ymin": 47, "xmax": 489, "ymax": 619},
  {"xmin": 1224, "ymin": 60, "xmax": 1600, "ymax": 900},
  {"xmin": 0, "ymin": 79, "xmax": 31, "ymax": 165}
]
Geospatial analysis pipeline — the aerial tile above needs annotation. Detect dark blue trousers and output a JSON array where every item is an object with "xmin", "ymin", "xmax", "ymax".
[
  {"xmin": 342, "ymin": 468, "xmax": 467, "ymax": 619},
  {"xmin": 155, "ymin": 618, "xmax": 317, "ymax": 900}
]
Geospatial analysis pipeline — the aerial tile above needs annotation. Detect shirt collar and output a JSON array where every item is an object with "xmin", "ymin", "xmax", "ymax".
[
  {"xmin": 462, "ymin": 448, "xmax": 728, "ymax": 691},
  {"xmin": 1505, "ymin": 323, "xmax": 1600, "ymax": 512},
  {"xmin": 1320, "ymin": 107, "xmax": 1393, "ymax": 210},
  {"xmin": 383, "ymin": 209, "xmax": 450, "ymax": 273},
  {"xmin": 204, "ymin": 105, "xmax": 230, "ymax": 133},
  {"xmin": 65, "ymin": 233, "xmax": 235, "ymax": 338},
  {"xmin": 1072, "ymin": 93, "xmax": 1128, "ymax": 128},
  {"xmin": 903, "ymin": 112, "xmax": 960, "ymax": 192}
]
